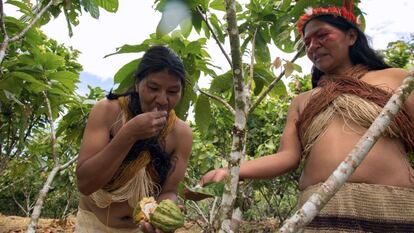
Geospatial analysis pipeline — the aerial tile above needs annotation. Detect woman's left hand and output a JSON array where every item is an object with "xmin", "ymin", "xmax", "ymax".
[{"xmin": 140, "ymin": 221, "xmax": 172, "ymax": 233}]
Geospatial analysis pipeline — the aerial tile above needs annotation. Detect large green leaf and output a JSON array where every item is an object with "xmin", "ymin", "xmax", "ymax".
[
  {"xmin": 0, "ymin": 78, "xmax": 24, "ymax": 99},
  {"xmin": 210, "ymin": 71, "xmax": 233, "ymax": 94},
  {"xmin": 210, "ymin": 0, "xmax": 226, "ymax": 11},
  {"xmin": 113, "ymin": 59, "xmax": 140, "ymax": 93},
  {"xmin": 255, "ymin": 32, "xmax": 271, "ymax": 64},
  {"xmin": 253, "ymin": 66, "xmax": 287, "ymax": 97},
  {"xmin": 104, "ymin": 44, "xmax": 149, "ymax": 58},
  {"xmin": 194, "ymin": 94, "xmax": 211, "ymax": 134},
  {"xmin": 8, "ymin": 71, "xmax": 47, "ymax": 87},
  {"xmin": 5, "ymin": 0, "xmax": 32, "ymax": 16},
  {"xmin": 81, "ymin": 0, "xmax": 100, "ymax": 19},
  {"xmin": 180, "ymin": 17, "xmax": 192, "ymax": 38},
  {"xmin": 49, "ymin": 71, "xmax": 79, "ymax": 91},
  {"xmin": 175, "ymin": 84, "xmax": 197, "ymax": 120},
  {"xmin": 95, "ymin": 0, "xmax": 118, "ymax": 12},
  {"xmin": 36, "ymin": 52, "xmax": 65, "ymax": 71}
]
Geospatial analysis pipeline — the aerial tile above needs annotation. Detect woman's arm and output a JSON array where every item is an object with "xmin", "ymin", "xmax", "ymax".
[
  {"xmin": 198, "ymin": 96, "xmax": 303, "ymax": 185},
  {"xmin": 157, "ymin": 120, "xmax": 193, "ymax": 202}
]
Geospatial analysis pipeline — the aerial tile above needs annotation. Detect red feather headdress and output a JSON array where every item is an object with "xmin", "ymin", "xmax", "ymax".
[{"xmin": 297, "ymin": 0, "xmax": 360, "ymax": 35}]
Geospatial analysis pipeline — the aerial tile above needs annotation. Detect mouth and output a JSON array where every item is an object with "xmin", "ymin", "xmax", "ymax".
[{"xmin": 313, "ymin": 53, "xmax": 328, "ymax": 62}]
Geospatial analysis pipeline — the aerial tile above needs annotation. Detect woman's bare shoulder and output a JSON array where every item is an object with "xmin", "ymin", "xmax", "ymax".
[
  {"xmin": 172, "ymin": 117, "xmax": 192, "ymax": 140},
  {"xmin": 88, "ymin": 98, "xmax": 121, "ymax": 127},
  {"xmin": 363, "ymin": 68, "xmax": 410, "ymax": 90},
  {"xmin": 293, "ymin": 89, "xmax": 319, "ymax": 113}
]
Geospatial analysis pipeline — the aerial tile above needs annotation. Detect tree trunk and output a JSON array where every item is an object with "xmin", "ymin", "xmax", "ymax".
[{"xmin": 217, "ymin": 0, "xmax": 249, "ymax": 232}]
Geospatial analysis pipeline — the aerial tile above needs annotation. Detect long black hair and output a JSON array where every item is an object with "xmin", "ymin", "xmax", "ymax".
[
  {"xmin": 302, "ymin": 15, "xmax": 391, "ymax": 88},
  {"xmin": 106, "ymin": 45, "xmax": 186, "ymax": 187}
]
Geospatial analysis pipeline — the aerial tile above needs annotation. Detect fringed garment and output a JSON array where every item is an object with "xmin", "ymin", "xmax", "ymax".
[
  {"xmin": 298, "ymin": 183, "xmax": 414, "ymax": 232},
  {"xmin": 296, "ymin": 65, "xmax": 414, "ymax": 159},
  {"xmin": 75, "ymin": 208, "xmax": 142, "ymax": 233},
  {"xmin": 295, "ymin": 65, "xmax": 414, "ymax": 232},
  {"xmin": 90, "ymin": 96, "xmax": 177, "ymax": 208}
]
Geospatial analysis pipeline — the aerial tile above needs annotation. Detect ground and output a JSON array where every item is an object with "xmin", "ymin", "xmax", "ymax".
[{"xmin": 0, "ymin": 214, "xmax": 278, "ymax": 232}]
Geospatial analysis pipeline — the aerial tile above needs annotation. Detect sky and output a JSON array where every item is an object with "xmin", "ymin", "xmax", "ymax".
[{"xmin": 5, "ymin": 1, "xmax": 414, "ymax": 94}]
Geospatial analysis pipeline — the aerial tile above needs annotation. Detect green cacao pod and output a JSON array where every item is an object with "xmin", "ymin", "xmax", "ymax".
[
  {"xmin": 150, "ymin": 199, "xmax": 184, "ymax": 232},
  {"xmin": 133, "ymin": 197, "xmax": 184, "ymax": 232}
]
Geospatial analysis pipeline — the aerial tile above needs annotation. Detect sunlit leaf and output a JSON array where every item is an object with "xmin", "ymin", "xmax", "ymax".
[
  {"xmin": 186, "ymin": 181, "xmax": 225, "ymax": 197},
  {"xmin": 95, "ymin": 0, "xmax": 118, "ymax": 12},
  {"xmin": 81, "ymin": 0, "xmax": 100, "ymax": 19},
  {"xmin": 195, "ymin": 94, "xmax": 211, "ymax": 134}
]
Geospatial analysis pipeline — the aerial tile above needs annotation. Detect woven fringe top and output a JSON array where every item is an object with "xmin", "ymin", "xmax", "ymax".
[
  {"xmin": 90, "ymin": 95, "xmax": 177, "ymax": 208},
  {"xmin": 297, "ymin": 65, "xmax": 414, "ymax": 159}
]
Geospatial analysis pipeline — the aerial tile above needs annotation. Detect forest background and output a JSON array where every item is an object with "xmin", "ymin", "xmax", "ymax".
[{"xmin": 0, "ymin": 0, "xmax": 413, "ymax": 232}]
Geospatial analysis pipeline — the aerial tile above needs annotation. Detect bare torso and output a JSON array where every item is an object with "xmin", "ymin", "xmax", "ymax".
[
  {"xmin": 297, "ymin": 68, "xmax": 414, "ymax": 190},
  {"xmin": 78, "ymin": 102, "xmax": 181, "ymax": 228}
]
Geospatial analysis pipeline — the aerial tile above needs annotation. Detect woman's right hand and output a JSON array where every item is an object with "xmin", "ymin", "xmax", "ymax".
[
  {"xmin": 184, "ymin": 168, "xmax": 228, "ymax": 201},
  {"xmin": 199, "ymin": 167, "xmax": 229, "ymax": 186},
  {"xmin": 125, "ymin": 108, "xmax": 168, "ymax": 140}
]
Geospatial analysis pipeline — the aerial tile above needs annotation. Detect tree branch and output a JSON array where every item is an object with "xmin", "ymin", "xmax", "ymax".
[
  {"xmin": 198, "ymin": 88, "xmax": 235, "ymax": 115},
  {"xmin": 248, "ymin": 47, "xmax": 304, "ymax": 114},
  {"xmin": 196, "ymin": 6, "xmax": 232, "ymax": 67},
  {"xmin": 279, "ymin": 74, "xmax": 414, "ymax": 232},
  {"xmin": 27, "ymin": 91, "xmax": 60, "ymax": 233},
  {"xmin": 0, "ymin": 0, "xmax": 9, "ymax": 39},
  {"xmin": 0, "ymin": 0, "xmax": 54, "ymax": 63},
  {"xmin": 60, "ymin": 155, "xmax": 78, "ymax": 170},
  {"xmin": 247, "ymin": 27, "xmax": 258, "ymax": 93},
  {"xmin": 9, "ymin": 0, "xmax": 54, "ymax": 43}
]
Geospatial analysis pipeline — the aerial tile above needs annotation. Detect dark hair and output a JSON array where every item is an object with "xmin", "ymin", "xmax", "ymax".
[
  {"xmin": 106, "ymin": 45, "xmax": 186, "ymax": 187},
  {"xmin": 134, "ymin": 45, "xmax": 186, "ymax": 87},
  {"xmin": 302, "ymin": 15, "xmax": 391, "ymax": 88}
]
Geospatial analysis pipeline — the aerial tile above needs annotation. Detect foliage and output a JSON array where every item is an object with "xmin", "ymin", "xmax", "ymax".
[
  {"xmin": 382, "ymin": 34, "xmax": 414, "ymax": 69},
  {"xmin": 2, "ymin": 0, "xmax": 412, "ymax": 230}
]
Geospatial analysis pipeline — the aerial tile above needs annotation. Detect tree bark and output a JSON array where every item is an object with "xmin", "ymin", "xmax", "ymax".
[
  {"xmin": 217, "ymin": 1, "xmax": 249, "ymax": 232},
  {"xmin": 26, "ymin": 92, "xmax": 78, "ymax": 233}
]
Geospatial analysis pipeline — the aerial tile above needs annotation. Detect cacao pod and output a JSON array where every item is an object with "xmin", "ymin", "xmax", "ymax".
[{"xmin": 133, "ymin": 197, "xmax": 184, "ymax": 232}]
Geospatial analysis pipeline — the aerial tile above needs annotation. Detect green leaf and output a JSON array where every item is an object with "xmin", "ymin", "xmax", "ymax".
[
  {"xmin": 104, "ymin": 44, "xmax": 149, "ymax": 58},
  {"xmin": 255, "ymin": 32, "xmax": 271, "ymax": 64},
  {"xmin": 5, "ymin": 0, "xmax": 32, "ymax": 15},
  {"xmin": 49, "ymin": 71, "xmax": 79, "ymax": 91},
  {"xmin": 253, "ymin": 65, "xmax": 287, "ymax": 97},
  {"xmin": 192, "ymin": 11, "xmax": 202, "ymax": 34},
  {"xmin": 209, "ymin": 13, "xmax": 225, "ymax": 43},
  {"xmin": 95, "ymin": 0, "xmax": 118, "ymax": 12},
  {"xmin": 186, "ymin": 182, "xmax": 225, "ymax": 197},
  {"xmin": 113, "ymin": 59, "xmax": 140, "ymax": 93},
  {"xmin": 210, "ymin": 0, "xmax": 226, "ymax": 11},
  {"xmin": 185, "ymin": 41, "xmax": 201, "ymax": 55},
  {"xmin": 269, "ymin": 79, "xmax": 287, "ymax": 97},
  {"xmin": 81, "ymin": 0, "xmax": 100, "ymax": 19},
  {"xmin": 195, "ymin": 94, "xmax": 211, "ymax": 134},
  {"xmin": 36, "ymin": 52, "xmax": 65, "ymax": 70},
  {"xmin": 0, "ymin": 77, "xmax": 23, "ymax": 97},
  {"xmin": 210, "ymin": 71, "xmax": 233, "ymax": 94},
  {"xmin": 175, "ymin": 84, "xmax": 197, "ymax": 120},
  {"xmin": 180, "ymin": 17, "xmax": 192, "ymax": 38},
  {"xmin": 8, "ymin": 71, "xmax": 47, "ymax": 87}
]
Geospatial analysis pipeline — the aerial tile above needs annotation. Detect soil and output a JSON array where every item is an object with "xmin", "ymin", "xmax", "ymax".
[{"xmin": 0, "ymin": 213, "xmax": 278, "ymax": 233}]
